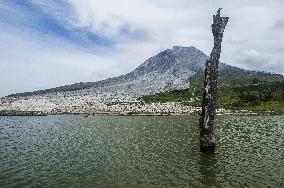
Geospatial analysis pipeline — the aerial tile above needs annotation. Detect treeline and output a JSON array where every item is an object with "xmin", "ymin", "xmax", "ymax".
[
  {"xmin": 141, "ymin": 69, "xmax": 284, "ymax": 112},
  {"xmin": 219, "ymin": 81, "xmax": 284, "ymax": 111}
]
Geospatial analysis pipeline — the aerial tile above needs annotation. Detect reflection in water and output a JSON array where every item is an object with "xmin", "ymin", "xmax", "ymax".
[
  {"xmin": 199, "ymin": 151, "xmax": 218, "ymax": 187},
  {"xmin": 0, "ymin": 115, "xmax": 283, "ymax": 187}
]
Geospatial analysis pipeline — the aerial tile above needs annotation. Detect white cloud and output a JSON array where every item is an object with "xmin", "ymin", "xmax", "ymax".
[
  {"xmin": 235, "ymin": 49, "xmax": 284, "ymax": 74},
  {"xmin": 67, "ymin": 0, "xmax": 284, "ymax": 62},
  {"xmin": 0, "ymin": 0, "xmax": 284, "ymax": 96},
  {"xmin": 237, "ymin": 49, "xmax": 270, "ymax": 67},
  {"xmin": 273, "ymin": 20, "xmax": 284, "ymax": 29}
]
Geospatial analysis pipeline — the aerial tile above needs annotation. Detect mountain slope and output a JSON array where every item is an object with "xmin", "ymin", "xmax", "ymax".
[
  {"xmin": 142, "ymin": 70, "xmax": 284, "ymax": 112},
  {"xmin": 7, "ymin": 46, "xmax": 236, "ymax": 97},
  {"xmin": 1, "ymin": 45, "xmax": 283, "ymax": 114}
]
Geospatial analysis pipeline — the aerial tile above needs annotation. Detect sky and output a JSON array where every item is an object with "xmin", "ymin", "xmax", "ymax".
[{"xmin": 0, "ymin": 0, "xmax": 283, "ymax": 97}]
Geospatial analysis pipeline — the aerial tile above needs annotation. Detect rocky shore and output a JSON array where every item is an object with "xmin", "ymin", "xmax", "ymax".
[
  {"xmin": 0, "ymin": 109, "xmax": 278, "ymax": 116},
  {"xmin": 0, "ymin": 95, "xmax": 279, "ymax": 117},
  {"xmin": 0, "ymin": 90, "xmax": 280, "ymax": 117},
  {"xmin": 0, "ymin": 110, "xmax": 46, "ymax": 116}
]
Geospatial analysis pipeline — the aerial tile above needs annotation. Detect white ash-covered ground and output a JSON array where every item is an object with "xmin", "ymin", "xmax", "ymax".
[{"xmin": 0, "ymin": 89, "xmax": 201, "ymax": 115}]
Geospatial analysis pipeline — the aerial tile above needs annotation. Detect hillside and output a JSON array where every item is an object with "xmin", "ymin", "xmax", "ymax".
[
  {"xmin": 1, "ymin": 46, "xmax": 283, "ymax": 114},
  {"xmin": 142, "ymin": 70, "xmax": 284, "ymax": 112},
  {"xmin": 6, "ymin": 46, "xmax": 232, "ymax": 97}
]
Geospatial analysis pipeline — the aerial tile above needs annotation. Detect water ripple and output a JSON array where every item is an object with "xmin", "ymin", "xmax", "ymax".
[{"xmin": 0, "ymin": 115, "xmax": 283, "ymax": 187}]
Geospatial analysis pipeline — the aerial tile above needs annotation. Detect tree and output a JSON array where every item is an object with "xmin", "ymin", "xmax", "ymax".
[{"xmin": 199, "ymin": 8, "xmax": 229, "ymax": 151}]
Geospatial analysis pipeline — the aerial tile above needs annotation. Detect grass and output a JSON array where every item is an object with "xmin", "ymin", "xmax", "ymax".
[{"xmin": 141, "ymin": 69, "xmax": 284, "ymax": 112}]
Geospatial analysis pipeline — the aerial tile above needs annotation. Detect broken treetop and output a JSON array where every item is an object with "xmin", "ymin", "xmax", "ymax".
[{"xmin": 212, "ymin": 8, "xmax": 229, "ymax": 36}]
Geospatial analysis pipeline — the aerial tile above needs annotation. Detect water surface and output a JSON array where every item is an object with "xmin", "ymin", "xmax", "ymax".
[{"xmin": 0, "ymin": 115, "xmax": 283, "ymax": 187}]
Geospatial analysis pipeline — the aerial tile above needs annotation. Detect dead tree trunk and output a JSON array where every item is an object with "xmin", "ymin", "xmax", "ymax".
[{"xmin": 199, "ymin": 8, "xmax": 229, "ymax": 151}]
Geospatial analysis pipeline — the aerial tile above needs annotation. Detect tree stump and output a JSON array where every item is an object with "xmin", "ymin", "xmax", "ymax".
[{"xmin": 199, "ymin": 8, "xmax": 229, "ymax": 151}]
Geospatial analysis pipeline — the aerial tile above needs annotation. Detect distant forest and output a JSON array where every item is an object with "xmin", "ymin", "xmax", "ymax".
[{"xmin": 141, "ymin": 69, "xmax": 284, "ymax": 112}]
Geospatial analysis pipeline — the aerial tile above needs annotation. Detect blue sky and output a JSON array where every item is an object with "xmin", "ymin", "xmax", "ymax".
[
  {"xmin": 0, "ymin": 0, "xmax": 284, "ymax": 96},
  {"xmin": 0, "ymin": 1, "xmax": 116, "ymax": 50}
]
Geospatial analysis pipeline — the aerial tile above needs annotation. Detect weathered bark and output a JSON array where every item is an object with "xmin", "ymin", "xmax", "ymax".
[{"xmin": 199, "ymin": 8, "xmax": 229, "ymax": 151}]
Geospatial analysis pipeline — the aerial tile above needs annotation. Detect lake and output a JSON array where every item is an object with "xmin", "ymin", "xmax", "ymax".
[{"xmin": 0, "ymin": 115, "xmax": 283, "ymax": 187}]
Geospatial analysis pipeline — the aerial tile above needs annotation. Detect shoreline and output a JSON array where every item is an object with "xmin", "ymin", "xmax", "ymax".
[{"xmin": 0, "ymin": 110, "xmax": 282, "ymax": 117}]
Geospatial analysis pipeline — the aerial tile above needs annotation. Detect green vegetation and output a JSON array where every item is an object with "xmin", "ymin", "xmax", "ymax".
[{"xmin": 141, "ymin": 69, "xmax": 284, "ymax": 112}]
